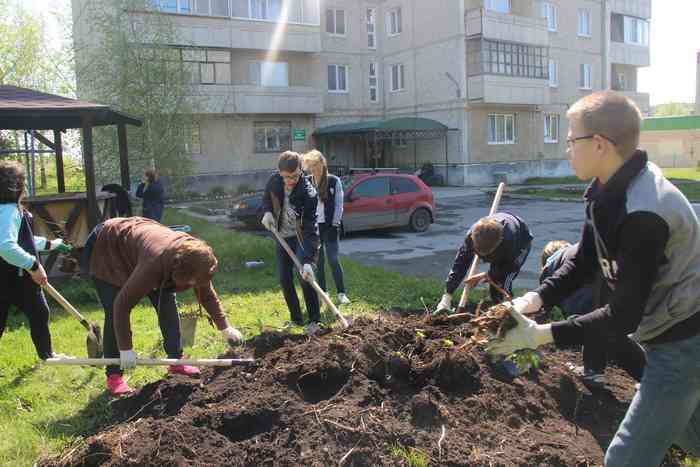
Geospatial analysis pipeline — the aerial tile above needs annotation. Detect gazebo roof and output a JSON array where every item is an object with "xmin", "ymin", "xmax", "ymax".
[{"xmin": 0, "ymin": 85, "xmax": 142, "ymax": 130}]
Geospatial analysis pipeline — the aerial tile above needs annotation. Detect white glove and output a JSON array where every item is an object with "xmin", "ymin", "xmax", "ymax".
[
  {"xmin": 436, "ymin": 293, "xmax": 452, "ymax": 312},
  {"xmin": 302, "ymin": 263, "xmax": 314, "ymax": 282},
  {"xmin": 487, "ymin": 307, "xmax": 553, "ymax": 356},
  {"xmin": 49, "ymin": 238, "xmax": 64, "ymax": 250},
  {"xmin": 119, "ymin": 349, "xmax": 138, "ymax": 370},
  {"xmin": 511, "ymin": 292, "xmax": 543, "ymax": 315},
  {"xmin": 221, "ymin": 327, "xmax": 244, "ymax": 347},
  {"xmin": 261, "ymin": 212, "xmax": 276, "ymax": 231}
]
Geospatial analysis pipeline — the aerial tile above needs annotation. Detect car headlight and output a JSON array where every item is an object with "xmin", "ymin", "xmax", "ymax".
[{"xmin": 234, "ymin": 202, "xmax": 249, "ymax": 210}]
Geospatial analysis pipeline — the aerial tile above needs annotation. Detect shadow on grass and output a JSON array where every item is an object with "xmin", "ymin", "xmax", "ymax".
[{"xmin": 43, "ymin": 391, "xmax": 113, "ymax": 441}]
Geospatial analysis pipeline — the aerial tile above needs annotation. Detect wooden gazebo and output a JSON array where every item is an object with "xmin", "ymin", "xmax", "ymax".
[{"xmin": 0, "ymin": 85, "xmax": 142, "ymax": 268}]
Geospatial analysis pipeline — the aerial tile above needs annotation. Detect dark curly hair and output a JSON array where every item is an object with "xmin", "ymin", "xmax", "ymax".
[{"xmin": 0, "ymin": 160, "xmax": 26, "ymax": 204}]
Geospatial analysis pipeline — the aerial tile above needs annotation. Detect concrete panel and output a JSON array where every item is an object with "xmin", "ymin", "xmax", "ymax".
[
  {"xmin": 468, "ymin": 75, "xmax": 549, "ymax": 105},
  {"xmin": 465, "ymin": 8, "xmax": 549, "ymax": 46},
  {"xmin": 464, "ymin": 159, "xmax": 573, "ymax": 185},
  {"xmin": 610, "ymin": 0, "xmax": 651, "ymax": 19},
  {"xmin": 610, "ymin": 41, "xmax": 650, "ymax": 67}
]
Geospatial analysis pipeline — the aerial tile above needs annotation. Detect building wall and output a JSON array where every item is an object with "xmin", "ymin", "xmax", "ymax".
[{"xmin": 640, "ymin": 129, "xmax": 700, "ymax": 168}]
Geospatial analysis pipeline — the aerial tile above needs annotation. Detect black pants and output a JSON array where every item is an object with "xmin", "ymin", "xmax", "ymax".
[
  {"xmin": 0, "ymin": 276, "xmax": 53, "ymax": 359},
  {"xmin": 275, "ymin": 236, "xmax": 320, "ymax": 324},
  {"xmin": 583, "ymin": 330, "xmax": 645, "ymax": 381},
  {"xmin": 317, "ymin": 224, "xmax": 346, "ymax": 294},
  {"xmin": 488, "ymin": 241, "xmax": 531, "ymax": 303},
  {"xmin": 93, "ymin": 278, "xmax": 183, "ymax": 376}
]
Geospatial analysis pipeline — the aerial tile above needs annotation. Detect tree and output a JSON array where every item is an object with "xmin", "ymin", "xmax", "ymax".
[
  {"xmin": 652, "ymin": 102, "xmax": 695, "ymax": 117},
  {"xmin": 73, "ymin": 0, "xmax": 200, "ymax": 189}
]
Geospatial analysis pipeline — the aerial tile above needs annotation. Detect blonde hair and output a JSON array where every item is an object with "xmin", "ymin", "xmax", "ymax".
[
  {"xmin": 303, "ymin": 149, "xmax": 329, "ymax": 202},
  {"xmin": 541, "ymin": 240, "xmax": 571, "ymax": 267},
  {"xmin": 471, "ymin": 217, "xmax": 504, "ymax": 257},
  {"xmin": 566, "ymin": 91, "xmax": 642, "ymax": 159},
  {"xmin": 172, "ymin": 238, "xmax": 218, "ymax": 285}
]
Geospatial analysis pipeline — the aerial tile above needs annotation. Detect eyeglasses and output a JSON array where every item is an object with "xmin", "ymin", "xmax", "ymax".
[
  {"xmin": 566, "ymin": 134, "xmax": 617, "ymax": 147},
  {"xmin": 281, "ymin": 171, "xmax": 301, "ymax": 181}
]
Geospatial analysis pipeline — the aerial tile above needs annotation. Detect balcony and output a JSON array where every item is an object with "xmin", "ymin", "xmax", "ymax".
[
  {"xmin": 618, "ymin": 91, "xmax": 650, "ymax": 114},
  {"xmin": 610, "ymin": 41, "xmax": 650, "ymax": 67},
  {"xmin": 467, "ymin": 75, "xmax": 549, "ymax": 106},
  {"xmin": 609, "ymin": 0, "xmax": 651, "ymax": 19},
  {"xmin": 465, "ymin": 8, "xmax": 548, "ymax": 47},
  {"xmin": 192, "ymin": 85, "xmax": 323, "ymax": 114}
]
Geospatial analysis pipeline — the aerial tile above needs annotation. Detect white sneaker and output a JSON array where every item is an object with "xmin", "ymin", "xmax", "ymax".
[
  {"xmin": 337, "ymin": 293, "xmax": 351, "ymax": 305},
  {"xmin": 305, "ymin": 322, "xmax": 321, "ymax": 336}
]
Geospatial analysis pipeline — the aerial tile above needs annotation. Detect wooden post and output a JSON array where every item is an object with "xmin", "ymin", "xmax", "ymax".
[
  {"xmin": 82, "ymin": 126, "xmax": 98, "ymax": 229},
  {"xmin": 54, "ymin": 130, "xmax": 65, "ymax": 193},
  {"xmin": 117, "ymin": 124, "xmax": 131, "ymax": 189}
]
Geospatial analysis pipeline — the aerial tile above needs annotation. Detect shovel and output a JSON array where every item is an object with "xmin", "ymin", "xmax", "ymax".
[
  {"xmin": 43, "ymin": 283, "xmax": 103, "ymax": 358},
  {"xmin": 269, "ymin": 229, "xmax": 350, "ymax": 329},
  {"xmin": 44, "ymin": 357, "xmax": 255, "ymax": 367},
  {"xmin": 454, "ymin": 182, "xmax": 506, "ymax": 314}
]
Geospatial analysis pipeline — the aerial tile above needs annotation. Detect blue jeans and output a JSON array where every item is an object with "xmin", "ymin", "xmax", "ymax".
[
  {"xmin": 317, "ymin": 224, "xmax": 346, "ymax": 294},
  {"xmin": 275, "ymin": 236, "xmax": 320, "ymax": 324},
  {"xmin": 605, "ymin": 331, "xmax": 700, "ymax": 466}
]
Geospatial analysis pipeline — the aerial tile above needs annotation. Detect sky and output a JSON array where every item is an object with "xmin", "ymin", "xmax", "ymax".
[{"xmin": 17, "ymin": 0, "xmax": 700, "ymax": 107}]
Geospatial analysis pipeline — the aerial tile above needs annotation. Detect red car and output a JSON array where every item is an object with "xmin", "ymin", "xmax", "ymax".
[{"xmin": 341, "ymin": 172, "xmax": 435, "ymax": 234}]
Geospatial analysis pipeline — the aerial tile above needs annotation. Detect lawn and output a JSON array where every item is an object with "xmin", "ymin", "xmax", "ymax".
[
  {"xmin": 0, "ymin": 209, "xmax": 471, "ymax": 466},
  {"xmin": 514, "ymin": 179, "xmax": 700, "ymax": 203},
  {"xmin": 662, "ymin": 167, "xmax": 700, "ymax": 182}
]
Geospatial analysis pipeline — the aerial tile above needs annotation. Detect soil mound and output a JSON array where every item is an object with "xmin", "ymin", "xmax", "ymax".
[{"xmin": 41, "ymin": 312, "xmax": 681, "ymax": 466}]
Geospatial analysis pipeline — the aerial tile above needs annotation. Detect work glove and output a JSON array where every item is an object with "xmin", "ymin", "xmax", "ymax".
[
  {"xmin": 119, "ymin": 349, "xmax": 138, "ymax": 370},
  {"xmin": 432, "ymin": 293, "xmax": 453, "ymax": 316},
  {"xmin": 50, "ymin": 239, "xmax": 73, "ymax": 254},
  {"xmin": 261, "ymin": 212, "xmax": 276, "ymax": 231},
  {"xmin": 511, "ymin": 291, "xmax": 544, "ymax": 315},
  {"xmin": 301, "ymin": 263, "xmax": 315, "ymax": 282},
  {"xmin": 221, "ymin": 327, "xmax": 244, "ymax": 347},
  {"xmin": 486, "ymin": 307, "xmax": 553, "ymax": 356}
]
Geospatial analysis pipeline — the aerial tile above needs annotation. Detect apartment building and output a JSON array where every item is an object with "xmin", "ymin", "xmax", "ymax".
[{"xmin": 71, "ymin": 0, "xmax": 651, "ymax": 188}]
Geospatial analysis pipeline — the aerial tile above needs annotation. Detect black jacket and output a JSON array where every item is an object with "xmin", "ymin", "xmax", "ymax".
[
  {"xmin": 319, "ymin": 175, "xmax": 342, "ymax": 227},
  {"xmin": 136, "ymin": 180, "xmax": 165, "ymax": 222},
  {"xmin": 262, "ymin": 173, "xmax": 319, "ymax": 265},
  {"xmin": 537, "ymin": 151, "xmax": 700, "ymax": 346},
  {"xmin": 445, "ymin": 212, "xmax": 533, "ymax": 302},
  {"xmin": 0, "ymin": 210, "xmax": 40, "ymax": 297}
]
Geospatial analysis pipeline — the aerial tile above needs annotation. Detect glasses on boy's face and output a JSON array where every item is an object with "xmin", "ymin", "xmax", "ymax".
[
  {"xmin": 566, "ymin": 134, "xmax": 617, "ymax": 148},
  {"xmin": 280, "ymin": 171, "xmax": 301, "ymax": 181}
]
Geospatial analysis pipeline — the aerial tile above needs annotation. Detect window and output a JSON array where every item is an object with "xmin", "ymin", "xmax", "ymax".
[
  {"xmin": 250, "ymin": 61, "xmax": 289, "ymax": 87},
  {"xmin": 250, "ymin": 0, "xmax": 283, "ymax": 21},
  {"xmin": 614, "ymin": 71, "xmax": 627, "ymax": 91},
  {"xmin": 369, "ymin": 62, "xmax": 378, "ymax": 102},
  {"xmin": 485, "ymin": 0, "xmax": 510, "ymax": 13},
  {"xmin": 542, "ymin": 2, "xmax": 557, "ymax": 32},
  {"xmin": 153, "ymin": 0, "xmax": 192, "ymax": 13},
  {"xmin": 367, "ymin": 8, "xmax": 376, "ymax": 49},
  {"xmin": 254, "ymin": 122, "xmax": 291, "ymax": 153},
  {"xmin": 578, "ymin": 9, "xmax": 591, "ymax": 37},
  {"xmin": 352, "ymin": 177, "xmax": 390, "ymax": 199},
  {"xmin": 466, "ymin": 38, "xmax": 549, "ymax": 79},
  {"xmin": 544, "ymin": 114, "xmax": 559, "ymax": 143},
  {"xmin": 387, "ymin": 7, "xmax": 402, "ymax": 36},
  {"xmin": 326, "ymin": 9, "xmax": 346, "ymax": 35},
  {"xmin": 328, "ymin": 64, "xmax": 348, "ymax": 93},
  {"xmin": 548, "ymin": 59, "xmax": 558, "ymax": 87},
  {"xmin": 488, "ymin": 114, "xmax": 516, "ymax": 144},
  {"xmin": 391, "ymin": 177, "xmax": 420, "ymax": 194},
  {"xmin": 579, "ymin": 63, "xmax": 592, "ymax": 89},
  {"xmin": 391, "ymin": 64, "xmax": 405, "ymax": 92},
  {"xmin": 182, "ymin": 48, "xmax": 231, "ymax": 84},
  {"xmin": 624, "ymin": 16, "xmax": 649, "ymax": 45},
  {"xmin": 183, "ymin": 123, "xmax": 201, "ymax": 154}
]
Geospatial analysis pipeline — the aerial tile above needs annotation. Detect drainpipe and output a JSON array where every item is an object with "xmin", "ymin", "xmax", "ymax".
[{"xmin": 601, "ymin": 0, "xmax": 609, "ymax": 89}]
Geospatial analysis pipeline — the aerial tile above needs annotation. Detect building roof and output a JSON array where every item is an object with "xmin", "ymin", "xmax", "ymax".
[
  {"xmin": 314, "ymin": 117, "xmax": 450, "ymax": 137},
  {"xmin": 0, "ymin": 85, "xmax": 142, "ymax": 130},
  {"xmin": 642, "ymin": 115, "xmax": 700, "ymax": 132}
]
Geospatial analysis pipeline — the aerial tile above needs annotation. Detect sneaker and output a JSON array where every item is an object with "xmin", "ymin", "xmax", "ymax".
[
  {"xmin": 565, "ymin": 362, "xmax": 606, "ymax": 389},
  {"xmin": 305, "ymin": 322, "xmax": 321, "ymax": 336},
  {"xmin": 168, "ymin": 365, "xmax": 201, "ymax": 376},
  {"xmin": 107, "ymin": 374, "xmax": 133, "ymax": 396},
  {"xmin": 337, "ymin": 293, "xmax": 351, "ymax": 305}
]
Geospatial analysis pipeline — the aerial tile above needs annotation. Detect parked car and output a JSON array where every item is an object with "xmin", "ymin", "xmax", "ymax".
[
  {"xmin": 228, "ymin": 192, "xmax": 264, "ymax": 228},
  {"xmin": 342, "ymin": 172, "xmax": 435, "ymax": 234}
]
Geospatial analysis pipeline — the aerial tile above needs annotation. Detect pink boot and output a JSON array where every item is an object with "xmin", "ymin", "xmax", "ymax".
[
  {"xmin": 107, "ymin": 374, "xmax": 133, "ymax": 396},
  {"xmin": 168, "ymin": 365, "xmax": 200, "ymax": 376}
]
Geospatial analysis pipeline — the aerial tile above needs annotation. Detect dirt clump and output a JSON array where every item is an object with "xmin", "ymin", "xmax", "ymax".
[{"xmin": 41, "ymin": 311, "xmax": 684, "ymax": 466}]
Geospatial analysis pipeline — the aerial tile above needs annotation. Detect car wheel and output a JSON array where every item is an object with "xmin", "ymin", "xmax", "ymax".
[{"xmin": 409, "ymin": 208, "xmax": 431, "ymax": 232}]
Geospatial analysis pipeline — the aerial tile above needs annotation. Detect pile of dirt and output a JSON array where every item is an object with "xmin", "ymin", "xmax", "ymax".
[{"xmin": 41, "ymin": 311, "xmax": 681, "ymax": 466}]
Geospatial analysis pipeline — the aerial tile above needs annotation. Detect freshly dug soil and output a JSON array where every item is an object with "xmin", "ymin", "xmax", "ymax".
[{"xmin": 41, "ymin": 311, "xmax": 683, "ymax": 467}]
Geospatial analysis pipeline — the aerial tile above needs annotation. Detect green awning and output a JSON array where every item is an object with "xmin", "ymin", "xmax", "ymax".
[
  {"xmin": 314, "ymin": 117, "xmax": 449, "ymax": 136},
  {"xmin": 642, "ymin": 116, "xmax": 700, "ymax": 132}
]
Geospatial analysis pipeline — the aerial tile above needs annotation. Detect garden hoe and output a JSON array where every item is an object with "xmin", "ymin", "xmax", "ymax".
[
  {"xmin": 43, "ymin": 283, "xmax": 103, "ymax": 358},
  {"xmin": 269, "ymin": 229, "xmax": 351, "ymax": 331},
  {"xmin": 44, "ymin": 357, "xmax": 256, "ymax": 367}
]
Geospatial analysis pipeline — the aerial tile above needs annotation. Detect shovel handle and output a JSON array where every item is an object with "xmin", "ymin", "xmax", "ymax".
[
  {"xmin": 457, "ymin": 182, "xmax": 506, "ymax": 309},
  {"xmin": 270, "ymin": 229, "xmax": 349, "ymax": 328},
  {"xmin": 44, "ymin": 357, "xmax": 256, "ymax": 367},
  {"xmin": 43, "ymin": 283, "xmax": 88, "ymax": 324}
]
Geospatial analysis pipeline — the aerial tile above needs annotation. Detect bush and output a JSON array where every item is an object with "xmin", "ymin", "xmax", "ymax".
[
  {"xmin": 208, "ymin": 186, "xmax": 226, "ymax": 198},
  {"xmin": 236, "ymin": 183, "xmax": 254, "ymax": 195}
]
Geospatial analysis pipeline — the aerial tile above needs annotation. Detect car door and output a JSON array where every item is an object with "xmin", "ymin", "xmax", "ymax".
[
  {"xmin": 389, "ymin": 177, "xmax": 422, "ymax": 225},
  {"xmin": 343, "ymin": 177, "xmax": 394, "ymax": 231}
]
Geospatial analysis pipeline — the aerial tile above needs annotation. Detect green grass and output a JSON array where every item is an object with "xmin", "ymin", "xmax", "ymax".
[
  {"xmin": 662, "ymin": 167, "xmax": 700, "ymax": 182},
  {"xmin": 515, "ymin": 181, "xmax": 700, "ymax": 203},
  {"xmin": 0, "ymin": 209, "xmax": 453, "ymax": 466},
  {"xmin": 30, "ymin": 156, "xmax": 86, "ymax": 196},
  {"xmin": 390, "ymin": 444, "xmax": 429, "ymax": 467}
]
